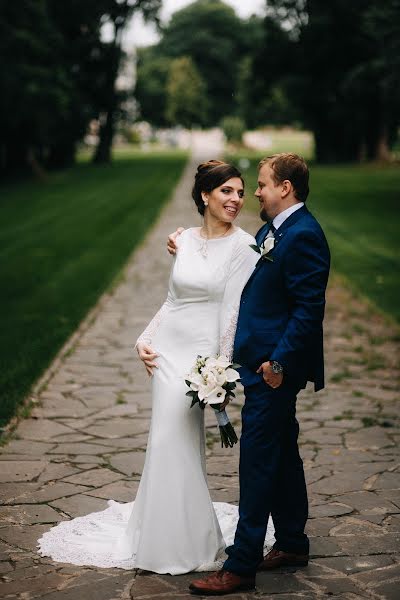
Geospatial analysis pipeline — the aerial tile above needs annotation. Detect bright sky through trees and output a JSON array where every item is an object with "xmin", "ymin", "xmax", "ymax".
[{"xmin": 122, "ymin": 0, "xmax": 266, "ymax": 48}]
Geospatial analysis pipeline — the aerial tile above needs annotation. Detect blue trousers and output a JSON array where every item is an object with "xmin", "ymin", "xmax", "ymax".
[{"xmin": 223, "ymin": 377, "xmax": 309, "ymax": 576}]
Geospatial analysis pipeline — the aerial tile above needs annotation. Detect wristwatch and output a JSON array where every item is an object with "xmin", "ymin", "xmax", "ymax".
[{"xmin": 271, "ymin": 360, "xmax": 284, "ymax": 374}]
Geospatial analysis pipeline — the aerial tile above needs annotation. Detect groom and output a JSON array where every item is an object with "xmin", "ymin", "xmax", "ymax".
[{"xmin": 169, "ymin": 153, "xmax": 330, "ymax": 595}]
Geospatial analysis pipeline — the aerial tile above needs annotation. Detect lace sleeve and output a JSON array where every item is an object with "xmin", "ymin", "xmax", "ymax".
[
  {"xmin": 219, "ymin": 232, "xmax": 258, "ymax": 362},
  {"xmin": 219, "ymin": 303, "xmax": 241, "ymax": 363},
  {"xmin": 135, "ymin": 292, "xmax": 174, "ymax": 346},
  {"xmin": 135, "ymin": 249, "xmax": 178, "ymax": 347}
]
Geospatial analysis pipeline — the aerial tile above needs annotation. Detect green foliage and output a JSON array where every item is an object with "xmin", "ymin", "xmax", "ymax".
[
  {"xmin": 91, "ymin": 0, "xmax": 162, "ymax": 164},
  {"xmin": 166, "ymin": 56, "xmax": 208, "ymax": 127},
  {"xmin": 261, "ymin": 0, "xmax": 400, "ymax": 162},
  {"xmin": 136, "ymin": 0, "xmax": 262, "ymax": 127},
  {"xmin": 135, "ymin": 49, "xmax": 172, "ymax": 127},
  {"xmin": 0, "ymin": 1, "xmax": 162, "ymax": 175},
  {"xmin": 220, "ymin": 116, "xmax": 246, "ymax": 143},
  {"xmin": 159, "ymin": 0, "xmax": 245, "ymax": 125},
  {"xmin": 241, "ymin": 15, "xmax": 301, "ymax": 129},
  {"xmin": 0, "ymin": 150, "xmax": 187, "ymax": 426},
  {"xmin": 128, "ymin": 129, "xmax": 142, "ymax": 145}
]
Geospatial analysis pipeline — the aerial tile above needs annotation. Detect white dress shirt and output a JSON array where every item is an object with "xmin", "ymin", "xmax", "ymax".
[{"xmin": 273, "ymin": 202, "xmax": 304, "ymax": 230}]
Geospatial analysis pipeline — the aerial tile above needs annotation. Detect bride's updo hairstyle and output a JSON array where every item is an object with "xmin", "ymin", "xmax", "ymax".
[{"xmin": 192, "ymin": 160, "xmax": 244, "ymax": 216}]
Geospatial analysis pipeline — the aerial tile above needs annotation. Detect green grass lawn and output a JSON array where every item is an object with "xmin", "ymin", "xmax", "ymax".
[
  {"xmin": 229, "ymin": 156, "xmax": 400, "ymax": 323},
  {"xmin": 0, "ymin": 149, "xmax": 187, "ymax": 427},
  {"xmin": 238, "ymin": 127, "xmax": 314, "ymax": 160}
]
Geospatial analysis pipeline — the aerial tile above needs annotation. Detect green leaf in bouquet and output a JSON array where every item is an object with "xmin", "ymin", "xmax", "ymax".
[
  {"xmin": 185, "ymin": 390, "xmax": 197, "ymax": 398},
  {"xmin": 224, "ymin": 382, "xmax": 236, "ymax": 391},
  {"xmin": 230, "ymin": 363, "xmax": 241, "ymax": 369},
  {"xmin": 249, "ymin": 244, "xmax": 261, "ymax": 254},
  {"xmin": 190, "ymin": 398, "xmax": 199, "ymax": 408}
]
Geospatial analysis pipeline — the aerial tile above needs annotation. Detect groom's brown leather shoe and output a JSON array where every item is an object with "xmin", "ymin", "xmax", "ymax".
[
  {"xmin": 258, "ymin": 548, "xmax": 309, "ymax": 571},
  {"xmin": 189, "ymin": 569, "xmax": 255, "ymax": 595}
]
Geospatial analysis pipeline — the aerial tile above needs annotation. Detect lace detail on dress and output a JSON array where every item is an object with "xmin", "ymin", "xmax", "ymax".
[
  {"xmin": 219, "ymin": 302, "xmax": 240, "ymax": 363},
  {"xmin": 37, "ymin": 500, "xmax": 136, "ymax": 569},
  {"xmin": 135, "ymin": 299, "xmax": 172, "ymax": 347},
  {"xmin": 218, "ymin": 231, "xmax": 258, "ymax": 362},
  {"xmin": 37, "ymin": 500, "xmax": 274, "ymax": 572}
]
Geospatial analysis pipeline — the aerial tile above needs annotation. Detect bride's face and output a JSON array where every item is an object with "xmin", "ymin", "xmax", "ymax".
[{"xmin": 202, "ymin": 177, "xmax": 244, "ymax": 223}]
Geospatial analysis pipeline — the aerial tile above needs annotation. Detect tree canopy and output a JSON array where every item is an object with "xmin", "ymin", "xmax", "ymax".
[
  {"xmin": 1, "ymin": 0, "xmax": 398, "ymax": 174},
  {"xmin": 166, "ymin": 56, "xmax": 208, "ymax": 128},
  {"xmin": 0, "ymin": 0, "xmax": 161, "ymax": 176},
  {"xmin": 136, "ymin": 0, "xmax": 262, "ymax": 127},
  {"xmin": 255, "ymin": 0, "xmax": 400, "ymax": 161}
]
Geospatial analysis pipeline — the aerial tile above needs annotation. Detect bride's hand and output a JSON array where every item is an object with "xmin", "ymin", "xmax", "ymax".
[
  {"xmin": 167, "ymin": 227, "xmax": 185, "ymax": 255},
  {"xmin": 136, "ymin": 342, "xmax": 159, "ymax": 377}
]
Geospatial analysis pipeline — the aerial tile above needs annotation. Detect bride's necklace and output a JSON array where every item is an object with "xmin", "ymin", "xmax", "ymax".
[{"xmin": 198, "ymin": 224, "xmax": 233, "ymax": 258}]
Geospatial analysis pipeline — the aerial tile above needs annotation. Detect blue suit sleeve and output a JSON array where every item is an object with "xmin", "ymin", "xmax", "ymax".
[{"xmin": 271, "ymin": 230, "xmax": 330, "ymax": 376}]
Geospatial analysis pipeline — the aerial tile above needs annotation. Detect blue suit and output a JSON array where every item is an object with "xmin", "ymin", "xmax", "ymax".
[{"xmin": 224, "ymin": 205, "xmax": 330, "ymax": 576}]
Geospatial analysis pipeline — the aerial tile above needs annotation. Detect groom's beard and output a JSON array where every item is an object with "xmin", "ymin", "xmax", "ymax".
[{"xmin": 260, "ymin": 207, "xmax": 269, "ymax": 222}]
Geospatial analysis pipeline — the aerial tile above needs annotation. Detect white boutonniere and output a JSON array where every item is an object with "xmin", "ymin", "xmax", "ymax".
[{"xmin": 249, "ymin": 237, "xmax": 275, "ymax": 262}]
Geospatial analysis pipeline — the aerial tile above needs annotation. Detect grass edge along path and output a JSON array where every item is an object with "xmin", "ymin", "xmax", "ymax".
[{"xmin": 0, "ymin": 150, "xmax": 188, "ymax": 429}]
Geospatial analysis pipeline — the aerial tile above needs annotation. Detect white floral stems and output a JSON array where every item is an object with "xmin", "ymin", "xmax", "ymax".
[{"xmin": 185, "ymin": 355, "xmax": 240, "ymax": 448}]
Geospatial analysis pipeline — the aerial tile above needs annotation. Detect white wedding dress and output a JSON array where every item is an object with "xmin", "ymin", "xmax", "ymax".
[{"xmin": 38, "ymin": 227, "xmax": 275, "ymax": 574}]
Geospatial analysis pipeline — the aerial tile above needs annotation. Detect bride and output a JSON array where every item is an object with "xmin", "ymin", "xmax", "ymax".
[{"xmin": 37, "ymin": 160, "xmax": 274, "ymax": 574}]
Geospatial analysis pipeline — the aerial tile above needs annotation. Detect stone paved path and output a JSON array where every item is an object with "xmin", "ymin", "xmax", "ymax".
[{"xmin": 1, "ymin": 135, "xmax": 399, "ymax": 599}]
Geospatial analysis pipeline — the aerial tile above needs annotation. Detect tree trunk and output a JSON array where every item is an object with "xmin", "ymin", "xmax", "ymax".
[
  {"xmin": 93, "ymin": 106, "xmax": 116, "ymax": 164},
  {"xmin": 374, "ymin": 124, "xmax": 391, "ymax": 162},
  {"xmin": 27, "ymin": 148, "xmax": 47, "ymax": 181},
  {"xmin": 93, "ymin": 21, "xmax": 124, "ymax": 164}
]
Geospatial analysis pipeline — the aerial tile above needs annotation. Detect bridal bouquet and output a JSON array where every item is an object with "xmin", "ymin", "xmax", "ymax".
[{"xmin": 185, "ymin": 355, "xmax": 240, "ymax": 448}]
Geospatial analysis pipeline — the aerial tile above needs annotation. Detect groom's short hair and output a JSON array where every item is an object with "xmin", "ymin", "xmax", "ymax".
[{"xmin": 259, "ymin": 153, "xmax": 309, "ymax": 202}]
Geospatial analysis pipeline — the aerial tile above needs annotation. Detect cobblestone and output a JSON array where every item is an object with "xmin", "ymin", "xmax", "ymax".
[{"xmin": 1, "ymin": 133, "xmax": 399, "ymax": 598}]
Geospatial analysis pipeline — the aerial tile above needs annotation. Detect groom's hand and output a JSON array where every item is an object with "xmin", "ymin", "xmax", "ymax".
[
  {"xmin": 256, "ymin": 361, "xmax": 283, "ymax": 389},
  {"xmin": 167, "ymin": 227, "xmax": 185, "ymax": 255}
]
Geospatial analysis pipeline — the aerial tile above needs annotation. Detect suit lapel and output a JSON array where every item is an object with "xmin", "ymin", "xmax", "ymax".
[
  {"xmin": 275, "ymin": 205, "xmax": 309, "ymax": 234},
  {"xmin": 245, "ymin": 205, "xmax": 310, "ymax": 288},
  {"xmin": 255, "ymin": 223, "xmax": 270, "ymax": 246},
  {"xmin": 255, "ymin": 205, "xmax": 309, "ymax": 246}
]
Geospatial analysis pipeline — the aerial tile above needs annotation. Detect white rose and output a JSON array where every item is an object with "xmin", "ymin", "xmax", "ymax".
[
  {"xmin": 204, "ymin": 357, "xmax": 218, "ymax": 369},
  {"xmin": 215, "ymin": 370, "xmax": 227, "ymax": 386},
  {"xmin": 215, "ymin": 356, "xmax": 231, "ymax": 369},
  {"xmin": 186, "ymin": 372, "xmax": 205, "ymax": 391},
  {"xmin": 205, "ymin": 386, "xmax": 226, "ymax": 406},
  {"xmin": 225, "ymin": 368, "xmax": 240, "ymax": 382},
  {"xmin": 202, "ymin": 368, "xmax": 218, "ymax": 387},
  {"xmin": 198, "ymin": 381, "xmax": 217, "ymax": 401},
  {"xmin": 261, "ymin": 237, "xmax": 275, "ymax": 255}
]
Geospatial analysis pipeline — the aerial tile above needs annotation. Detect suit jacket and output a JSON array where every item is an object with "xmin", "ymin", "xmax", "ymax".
[{"xmin": 234, "ymin": 205, "xmax": 330, "ymax": 391}]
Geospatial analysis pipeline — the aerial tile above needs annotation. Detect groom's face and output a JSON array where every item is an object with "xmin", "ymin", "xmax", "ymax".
[{"xmin": 255, "ymin": 164, "xmax": 283, "ymax": 222}]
